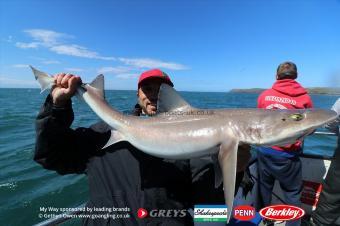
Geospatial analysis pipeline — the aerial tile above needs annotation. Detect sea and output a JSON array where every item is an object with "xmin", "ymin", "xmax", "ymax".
[{"xmin": 0, "ymin": 88, "xmax": 338, "ymax": 226}]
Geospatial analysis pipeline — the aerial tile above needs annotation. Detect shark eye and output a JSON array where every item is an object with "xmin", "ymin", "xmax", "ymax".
[{"xmin": 290, "ymin": 113, "xmax": 304, "ymax": 121}]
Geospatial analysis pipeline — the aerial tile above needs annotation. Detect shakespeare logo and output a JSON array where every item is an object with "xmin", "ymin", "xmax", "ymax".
[{"xmin": 194, "ymin": 205, "xmax": 228, "ymax": 222}]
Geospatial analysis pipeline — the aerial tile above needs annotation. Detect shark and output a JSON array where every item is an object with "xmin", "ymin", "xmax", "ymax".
[{"xmin": 31, "ymin": 66, "xmax": 337, "ymax": 222}]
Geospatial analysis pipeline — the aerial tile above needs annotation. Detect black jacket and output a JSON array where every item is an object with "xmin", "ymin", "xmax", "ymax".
[{"xmin": 34, "ymin": 95, "xmax": 225, "ymax": 226}]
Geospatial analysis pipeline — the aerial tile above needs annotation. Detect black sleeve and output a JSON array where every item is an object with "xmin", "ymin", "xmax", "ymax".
[
  {"xmin": 190, "ymin": 157, "xmax": 225, "ymax": 204},
  {"xmin": 190, "ymin": 157, "xmax": 246, "ymax": 204},
  {"xmin": 34, "ymin": 95, "xmax": 110, "ymax": 175}
]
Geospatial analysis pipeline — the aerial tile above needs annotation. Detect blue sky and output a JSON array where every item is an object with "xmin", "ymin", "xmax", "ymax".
[{"xmin": 1, "ymin": 0, "xmax": 340, "ymax": 92}]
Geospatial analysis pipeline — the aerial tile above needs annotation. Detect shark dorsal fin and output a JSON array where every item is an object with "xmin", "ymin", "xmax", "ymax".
[
  {"xmin": 89, "ymin": 74, "xmax": 105, "ymax": 99},
  {"xmin": 157, "ymin": 83, "xmax": 194, "ymax": 113}
]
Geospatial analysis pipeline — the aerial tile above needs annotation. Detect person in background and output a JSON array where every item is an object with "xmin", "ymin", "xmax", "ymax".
[
  {"xmin": 256, "ymin": 61, "xmax": 313, "ymax": 226},
  {"xmin": 305, "ymin": 98, "xmax": 340, "ymax": 226},
  {"xmin": 34, "ymin": 68, "xmax": 250, "ymax": 225}
]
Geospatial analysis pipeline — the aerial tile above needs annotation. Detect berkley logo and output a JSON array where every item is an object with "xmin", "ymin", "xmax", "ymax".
[
  {"xmin": 233, "ymin": 205, "xmax": 255, "ymax": 221},
  {"xmin": 259, "ymin": 205, "xmax": 305, "ymax": 221}
]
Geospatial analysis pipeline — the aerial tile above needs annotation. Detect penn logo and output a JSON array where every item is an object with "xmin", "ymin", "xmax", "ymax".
[
  {"xmin": 233, "ymin": 205, "xmax": 255, "ymax": 221},
  {"xmin": 137, "ymin": 208, "xmax": 148, "ymax": 219},
  {"xmin": 259, "ymin": 205, "xmax": 305, "ymax": 221}
]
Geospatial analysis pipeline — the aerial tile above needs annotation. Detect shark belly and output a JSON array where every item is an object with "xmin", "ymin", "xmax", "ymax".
[{"xmin": 124, "ymin": 125, "xmax": 222, "ymax": 159}]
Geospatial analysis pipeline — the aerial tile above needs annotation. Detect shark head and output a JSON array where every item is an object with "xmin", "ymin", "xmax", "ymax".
[{"xmin": 237, "ymin": 108, "xmax": 338, "ymax": 146}]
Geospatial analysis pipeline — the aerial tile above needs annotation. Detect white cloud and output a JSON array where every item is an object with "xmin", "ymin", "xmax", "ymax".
[
  {"xmin": 28, "ymin": 56, "xmax": 45, "ymax": 61},
  {"xmin": 16, "ymin": 42, "xmax": 39, "ymax": 49},
  {"xmin": 50, "ymin": 44, "xmax": 115, "ymax": 60},
  {"xmin": 24, "ymin": 29, "xmax": 71, "ymax": 47},
  {"xmin": 115, "ymin": 73, "xmax": 139, "ymax": 79},
  {"xmin": 3, "ymin": 36, "xmax": 13, "ymax": 43},
  {"xmin": 17, "ymin": 29, "xmax": 115, "ymax": 60},
  {"xmin": 28, "ymin": 57, "xmax": 60, "ymax": 64},
  {"xmin": 64, "ymin": 68, "xmax": 84, "ymax": 72},
  {"xmin": 16, "ymin": 29, "xmax": 69, "ymax": 49},
  {"xmin": 12, "ymin": 64, "xmax": 29, "ymax": 68},
  {"xmin": 42, "ymin": 60, "xmax": 60, "ymax": 64},
  {"xmin": 16, "ymin": 29, "xmax": 188, "ymax": 69},
  {"xmin": 0, "ymin": 76, "xmax": 38, "ymax": 88},
  {"xmin": 97, "ymin": 66, "xmax": 139, "ymax": 79},
  {"xmin": 97, "ymin": 66, "xmax": 133, "ymax": 74},
  {"xmin": 118, "ymin": 57, "xmax": 188, "ymax": 70}
]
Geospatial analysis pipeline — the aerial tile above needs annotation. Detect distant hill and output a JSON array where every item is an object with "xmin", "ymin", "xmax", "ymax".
[
  {"xmin": 230, "ymin": 88, "xmax": 265, "ymax": 94},
  {"xmin": 229, "ymin": 87, "xmax": 340, "ymax": 95}
]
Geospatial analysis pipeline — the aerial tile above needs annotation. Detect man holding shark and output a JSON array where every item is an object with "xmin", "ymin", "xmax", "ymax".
[
  {"xmin": 32, "ymin": 64, "xmax": 336, "ymax": 225},
  {"xmin": 34, "ymin": 68, "xmax": 251, "ymax": 225}
]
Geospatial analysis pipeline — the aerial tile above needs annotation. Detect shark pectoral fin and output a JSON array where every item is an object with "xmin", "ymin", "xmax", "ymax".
[
  {"xmin": 218, "ymin": 140, "xmax": 238, "ymax": 223},
  {"xmin": 212, "ymin": 154, "xmax": 223, "ymax": 188},
  {"xmin": 30, "ymin": 65, "xmax": 55, "ymax": 93},
  {"xmin": 156, "ymin": 83, "xmax": 196, "ymax": 114},
  {"xmin": 102, "ymin": 130, "xmax": 126, "ymax": 149},
  {"xmin": 89, "ymin": 74, "xmax": 105, "ymax": 99}
]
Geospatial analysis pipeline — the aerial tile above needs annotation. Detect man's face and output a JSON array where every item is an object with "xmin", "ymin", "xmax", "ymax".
[{"xmin": 137, "ymin": 78, "xmax": 163, "ymax": 116}]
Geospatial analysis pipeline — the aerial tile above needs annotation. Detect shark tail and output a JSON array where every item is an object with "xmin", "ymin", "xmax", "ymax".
[{"xmin": 30, "ymin": 65, "xmax": 55, "ymax": 93}]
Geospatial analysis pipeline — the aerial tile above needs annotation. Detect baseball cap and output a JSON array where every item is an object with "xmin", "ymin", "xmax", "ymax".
[
  {"xmin": 138, "ymin": 69, "xmax": 174, "ymax": 88},
  {"xmin": 277, "ymin": 61, "xmax": 298, "ymax": 79}
]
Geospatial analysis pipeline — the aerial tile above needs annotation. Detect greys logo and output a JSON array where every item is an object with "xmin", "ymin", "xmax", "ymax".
[{"xmin": 138, "ymin": 209, "xmax": 187, "ymax": 218}]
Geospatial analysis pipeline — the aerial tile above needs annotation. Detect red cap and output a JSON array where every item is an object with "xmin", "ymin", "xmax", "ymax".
[{"xmin": 138, "ymin": 69, "xmax": 174, "ymax": 88}]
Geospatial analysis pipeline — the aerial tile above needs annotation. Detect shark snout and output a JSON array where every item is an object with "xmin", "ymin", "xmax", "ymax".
[
  {"xmin": 288, "ymin": 109, "xmax": 337, "ymax": 142},
  {"xmin": 306, "ymin": 109, "xmax": 338, "ymax": 127},
  {"xmin": 258, "ymin": 108, "xmax": 337, "ymax": 146}
]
